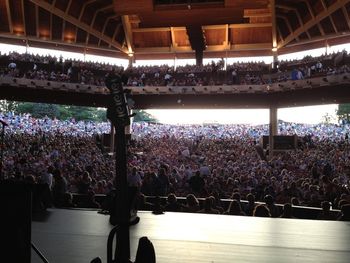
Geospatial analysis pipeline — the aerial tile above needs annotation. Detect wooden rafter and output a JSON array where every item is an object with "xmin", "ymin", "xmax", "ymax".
[
  {"xmin": 134, "ymin": 43, "xmax": 272, "ymax": 54},
  {"xmin": 35, "ymin": 4, "xmax": 39, "ymax": 37},
  {"xmin": 50, "ymin": 12, "xmax": 53, "ymax": 40},
  {"xmin": 329, "ymin": 14, "xmax": 338, "ymax": 33},
  {"xmin": 91, "ymin": 5, "xmax": 113, "ymax": 28},
  {"xmin": 271, "ymin": 0, "xmax": 277, "ymax": 49},
  {"xmin": 65, "ymin": 0, "xmax": 73, "ymax": 14},
  {"xmin": 21, "ymin": 0, "xmax": 26, "ymax": 35},
  {"xmin": 79, "ymin": 0, "xmax": 97, "ymax": 21},
  {"xmin": 170, "ymin": 27, "xmax": 177, "ymax": 48},
  {"xmin": 29, "ymin": 0, "xmax": 127, "ymax": 53},
  {"xmin": 98, "ymin": 15, "xmax": 118, "ymax": 46},
  {"xmin": 5, "ymin": 0, "xmax": 13, "ymax": 33},
  {"xmin": 276, "ymin": 3, "xmax": 311, "ymax": 39},
  {"xmin": 225, "ymin": 24, "xmax": 229, "ymax": 47},
  {"xmin": 121, "ymin": 15, "xmax": 133, "ymax": 54},
  {"xmin": 62, "ymin": 20, "xmax": 66, "ymax": 41},
  {"xmin": 278, "ymin": 0, "xmax": 350, "ymax": 48},
  {"xmin": 342, "ymin": 6, "xmax": 350, "ymax": 29},
  {"xmin": 277, "ymin": 15, "xmax": 299, "ymax": 41},
  {"xmin": 321, "ymin": 0, "xmax": 338, "ymax": 33},
  {"xmin": 110, "ymin": 23, "xmax": 122, "ymax": 48},
  {"xmin": 0, "ymin": 32, "xmax": 125, "ymax": 55},
  {"xmin": 132, "ymin": 23, "xmax": 272, "ymax": 33},
  {"xmin": 277, "ymin": 26, "xmax": 284, "ymax": 42},
  {"xmin": 285, "ymin": 31, "xmax": 350, "ymax": 47}
]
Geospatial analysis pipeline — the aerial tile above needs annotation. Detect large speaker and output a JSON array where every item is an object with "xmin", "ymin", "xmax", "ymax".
[
  {"xmin": 260, "ymin": 135, "xmax": 297, "ymax": 150},
  {"xmin": 0, "ymin": 181, "xmax": 32, "ymax": 263}
]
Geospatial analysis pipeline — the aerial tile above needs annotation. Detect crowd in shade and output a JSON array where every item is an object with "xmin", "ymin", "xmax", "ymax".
[
  {"xmin": 1, "ymin": 112, "xmax": 350, "ymax": 220},
  {"xmin": 1, "ymin": 50, "xmax": 350, "ymax": 87}
]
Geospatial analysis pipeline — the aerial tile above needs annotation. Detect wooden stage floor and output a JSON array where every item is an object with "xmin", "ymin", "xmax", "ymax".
[{"xmin": 32, "ymin": 209, "xmax": 350, "ymax": 263}]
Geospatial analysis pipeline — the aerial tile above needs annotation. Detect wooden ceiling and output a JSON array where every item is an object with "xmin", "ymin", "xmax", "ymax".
[{"xmin": 1, "ymin": 0, "xmax": 350, "ymax": 60}]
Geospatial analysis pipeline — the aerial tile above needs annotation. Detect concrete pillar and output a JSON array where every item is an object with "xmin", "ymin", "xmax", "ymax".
[
  {"xmin": 128, "ymin": 55, "xmax": 134, "ymax": 68},
  {"xmin": 268, "ymin": 106, "xmax": 278, "ymax": 159},
  {"xmin": 272, "ymin": 50, "xmax": 278, "ymax": 69},
  {"xmin": 110, "ymin": 122, "xmax": 115, "ymax": 153}
]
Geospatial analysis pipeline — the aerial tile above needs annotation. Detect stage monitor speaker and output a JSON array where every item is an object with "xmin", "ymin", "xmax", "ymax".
[{"xmin": 0, "ymin": 181, "xmax": 32, "ymax": 263}]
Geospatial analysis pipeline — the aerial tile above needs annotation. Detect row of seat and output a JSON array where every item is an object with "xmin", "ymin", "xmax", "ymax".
[{"xmin": 0, "ymin": 73, "xmax": 349, "ymax": 96}]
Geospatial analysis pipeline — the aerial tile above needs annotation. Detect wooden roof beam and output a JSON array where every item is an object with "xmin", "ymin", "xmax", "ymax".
[
  {"xmin": 21, "ymin": 0, "xmax": 26, "ymax": 35},
  {"xmin": 5, "ymin": 0, "xmax": 13, "ymax": 33},
  {"xmin": 0, "ymin": 32, "xmax": 125, "ymax": 55},
  {"xmin": 342, "ymin": 6, "xmax": 350, "ymax": 30},
  {"xmin": 109, "ymin": 23, "xmax": 122, "ymax": 48},
  {"xmin": 321, "ymin": 0, "xmax": 338, "ymax": 33},
  {"xmin": 98, "ymin": 15, "xmax": 118, "ymax": 46},
  {"xmin": 170, "ymin": 27, "xmax": 177, "ymax": 49},
  {"xmin": 277, "ymin": 15, "xmax": 299, "ymax": 41},
  {"xmin": 65, "ymin": 0, "xmax": 73, "ymax": 15},
  {"xmin": 278, "ymin": 0, "xmax": 350, "ymax": 48},
  {"xmin": 29, "ymin": 0, "xmax": 127, "ymax": 53},
  {"xmin": 121, "ymin": 15, "xmax": 134, "ymax": 55},
  {"xmin": 271, "ymin": 0, "xmax": 277, "ymax": 49},
  {"xmin": 78, "ymin": 0, "xmax": 95, "ymax": 21},
  {"xmin": 35, "ymin": 4, "xmax": 39, "ymax": 38},
  {"xmin": 277, "ymin": 3, "xmax": 311, "ymax": 39}
]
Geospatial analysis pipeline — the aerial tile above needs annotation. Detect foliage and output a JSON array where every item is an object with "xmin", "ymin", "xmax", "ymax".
[
  {"xmin": 0, "ymin": 100, "xmax": 18, "ymax": 112},
  {"xmin": 11, "ymin": 101, "xmax": 107, "ymax": 122},
  {"xmin": 1, "ymin": 100, "xmax": 156, "ymax": 123},
  {"xmin": 337, "ymin": 104, "xmax": 350, "ymax": 122},
  {"xmin": 133, "ymin": 110, "xmax": 158, "ymax": 123}
]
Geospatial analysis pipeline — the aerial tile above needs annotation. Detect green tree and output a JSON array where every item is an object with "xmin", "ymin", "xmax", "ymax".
[
  {"xmin": 31, "ymin": 103, "xmax": 60, "ymax": 119},
  {"xmin": 133, "ymin": 110, "xmax": 158, "ymax": 123},
  {"xmin": 0, "ymin": 100, "xmax": 18, "ymax": 112},
  {"xmin": 337, "ymin": 104, "xmax": 350, "ymax": 123}
]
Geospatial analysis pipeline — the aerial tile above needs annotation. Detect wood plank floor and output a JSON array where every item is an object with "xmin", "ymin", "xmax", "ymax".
[{"xmin": 31, "ymin": 209, "xmax": 350, "ymax": 263}]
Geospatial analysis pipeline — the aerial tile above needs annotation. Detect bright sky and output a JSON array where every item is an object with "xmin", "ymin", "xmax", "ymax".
[
  {"xmin": 1, "ymin": 42, "xmax": 348, "ymax": 125},
  {"xmin": 146, "ymin": 105, "xmax": 338, "ymax": 125}
]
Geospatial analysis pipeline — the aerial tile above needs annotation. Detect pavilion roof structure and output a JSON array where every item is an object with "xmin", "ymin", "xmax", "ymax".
[{"xmin": 0, "ymin": 0, "xmax": 350, "ymax": 60}]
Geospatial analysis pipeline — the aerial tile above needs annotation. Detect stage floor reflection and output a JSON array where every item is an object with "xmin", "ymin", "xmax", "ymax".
[{"xmin": 32, "ymin": 209, "xmax": 350, "ymax": 263}]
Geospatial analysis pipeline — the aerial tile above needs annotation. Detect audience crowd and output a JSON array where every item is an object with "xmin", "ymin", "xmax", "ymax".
[
  {"xmin": 1, "ymin": 111, "xmax": 349, "ymax": 220},
  {"xmin": 1, "ymin": 50, "xmax": 350, "ymax": 88}
]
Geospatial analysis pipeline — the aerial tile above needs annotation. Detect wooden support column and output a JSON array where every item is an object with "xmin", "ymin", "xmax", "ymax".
[{"xmin": 269, "ymin": 105, "xmax": 278, "ymax": 159}]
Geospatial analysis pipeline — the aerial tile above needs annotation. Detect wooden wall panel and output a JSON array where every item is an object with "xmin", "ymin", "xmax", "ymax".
[
  {"xmin": 204, "ymin": 29, "xmax": 226, "ymax": 45},
  {"xmin": 174, "ymin": 30, "xmax": 190, "ymax": 47},
  {"xmin": 231, "ymin": 27, "xmax": 271, "ymax": 44},
  {"xmin": 133, "ymin": 31, "xmax": 171, "ymax": 48}
]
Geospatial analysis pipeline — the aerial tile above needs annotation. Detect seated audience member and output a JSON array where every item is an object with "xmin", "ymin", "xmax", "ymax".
[
  {"xmin": 224, "ymin": 199, "xmax": 246, "ymax": 216},
  {"xmin": 253, "ymin": 204, "xmax": 271, "ymax": 217},
  {"xmin": 199, "ymin": 197, "xmax": 220, "ymax": 214},
  {"xmin": 244, "ymin": 193, "xmax": 256, "ymax": 216},
  {"xmin": 164, "ymin": 194, "xmax": 184, "ymax": 212},
  {"xmin": 264, "ymin": 195, "xmax": 280, "ymax": 217},
  {"xmin": 183, "ymin": 194, "xmax": 200, "ymax": 213},
  {"xmin": 316, "ymin": 201, "xmax": 337, "ymax": 220},
  {"xmin": 138, "ymin": 193, "xmax": 155, "ymax": 211},
  {"xmin": 210, "ymin": 195, "xmax": 224, "ymax": 214},
  {"xmin": 152, "ymin": 196, "xmax": 164, "ymax": 215},
  {"xmin": 280, "ymin": 203, "xmax": 295, "ymax": 219},
  {"xmin": 337, "ymin": 204, "xmax": 350, "ymax": 221}
]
